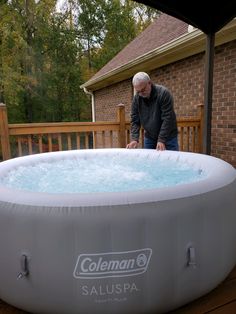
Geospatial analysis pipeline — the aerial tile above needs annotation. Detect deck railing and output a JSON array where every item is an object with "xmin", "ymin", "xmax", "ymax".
[{"xmin": 0, "ymin": 103, "xmax": 203, "ymax": 161}]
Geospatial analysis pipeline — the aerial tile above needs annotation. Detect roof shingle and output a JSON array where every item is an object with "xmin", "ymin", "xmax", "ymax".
[{"xmin": 91, "ymin": 13, "xmax": 188, "ymax": 80}]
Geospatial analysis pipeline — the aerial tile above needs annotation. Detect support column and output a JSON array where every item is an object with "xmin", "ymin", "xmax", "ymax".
[
  {"xmin": 117, "ymin": 104, "xmax": 126, "ymax": 148},
  {"xmin": 0, "ymin": 103, "xmax": 11, "ymax": 160}
]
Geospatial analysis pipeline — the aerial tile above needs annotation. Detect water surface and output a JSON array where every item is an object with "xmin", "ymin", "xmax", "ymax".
[{"xmin": 0, "ymin": 155, "xmax": 205, "ymax": 193}]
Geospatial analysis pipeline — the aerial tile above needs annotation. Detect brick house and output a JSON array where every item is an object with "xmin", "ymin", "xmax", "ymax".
[{"xmin": 81, "ymin": 14, "xmax": 236, "ymax": 167}]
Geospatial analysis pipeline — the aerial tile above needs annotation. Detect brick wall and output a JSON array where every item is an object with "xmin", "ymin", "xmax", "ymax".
[
  {"xmin": 150, "ymin": 54, "xmax": 205, "ymax": 117},
  {"xmin": 94, "ymin": 40, "xmax": 236, "ymax": 167},
  {"xmin": 95, "ymin": 79, "xmax": 133, "ymax": 121}
]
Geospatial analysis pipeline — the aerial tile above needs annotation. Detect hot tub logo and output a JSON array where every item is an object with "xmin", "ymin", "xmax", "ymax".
[{"xmin": 73, "ymin": 248, "xmax": 152, "ymax": 279}]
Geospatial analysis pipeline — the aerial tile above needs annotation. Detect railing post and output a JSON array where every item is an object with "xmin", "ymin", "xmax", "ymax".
[
  {"xmin": 117, "ymin": 104, "xmax": 126, "ymax": 148},
  {"xmin": 197, "ymin": 104, "xmax": 204, "ymax": 153},
  {"xmin": 0, "ymin": 103, "xmax": 11, "ymax": 160}
]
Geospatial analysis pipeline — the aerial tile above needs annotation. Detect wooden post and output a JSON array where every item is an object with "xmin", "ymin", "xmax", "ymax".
[
  {"xmin": 197, "ymin": 104, "xmax": 204, "ymax": 153},
  {"xmin": 117, "ymin": 104, "xmax": 126, "ymax": 148},
  {"xmin": 0, "ymin": 103, "xmax": 11, "ymax": 160}
]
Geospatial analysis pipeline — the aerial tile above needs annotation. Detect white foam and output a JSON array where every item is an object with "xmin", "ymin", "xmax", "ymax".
[{"xmin": 0, "ymin": 154, "xmax": 205, "ymax": 193}]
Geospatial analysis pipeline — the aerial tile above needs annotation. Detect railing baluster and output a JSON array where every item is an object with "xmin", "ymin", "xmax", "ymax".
[
  {"xmin": 17, "ymin": 137, "xmax": 22, "ymax": 156},
  {"xmin": 28, "ymin": 135, "xmax": 32, "ymax": 154},
  {"xmin": 58, "ymin": 134, "xmax": 62, "ymax": 151},
  {"xmin": 192, "ymin": 127, "xmax": 196, "ymax": 152},
  {"xmin": 197, "ymin": 125, "xmax": 201, "ymax": 153},
  {"xmin": 179, "ymin": 127, "xmax": 184, "ymax": 151},
  {"xmin": 94, "ymin": 132, "xmax": 98, "ymax": 149},
  {"xmin": 126, "ymin": 129, "xmax": 130, "ymax": 145},
  {"xmin": 85, "ymin": 133, "xmax": 89, "ymax": 149},
  {"xmin": 38, "ymin": 135, "xmax": 43, "ymax": 153},
  {"xmin": 140, "ymin": 129, "xmax": 144, "ymax": 148},
  {"xmin": 109, "ymin": 130, "xmax": 113, "ymax": 148},
  {"xmin": 67, "ymin": 134, "xmax": 72, "ymax": 150},
  {"xmin": 187, "ymin": 127, "xmax": 190, "ymax": 151},
  {"xmin": 48, "ymin": 134, "xmax": 52, "ymax": 152},
  {"xmin": 102, "ymin": 131, "xmax": 105, "ymax": 147},
  {"xmin": 76, "ymin": 133, "xmax": 80, "ymax": 149}
]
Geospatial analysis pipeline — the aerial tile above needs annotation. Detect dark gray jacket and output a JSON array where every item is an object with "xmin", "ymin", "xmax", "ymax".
[{"xmin": 130, "ymin": 83, "xmax": 178, "ymax": 143}]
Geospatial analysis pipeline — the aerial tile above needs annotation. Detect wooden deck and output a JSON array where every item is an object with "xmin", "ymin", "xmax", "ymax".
[
  {"xmin": 171, "ymin": 264, "xmax": 236, "ymax": 314},
  {"xmin": 1, "ymin": 264, "xmax": 236, "ymax": 314}
]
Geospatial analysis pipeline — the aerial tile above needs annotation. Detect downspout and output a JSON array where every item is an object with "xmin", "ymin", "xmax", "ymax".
[
  {"xmin": 83, "ymin": 87, "xmax": 95, "ymax": 148},
  {"xmin": 83, "ymin": 87, "xmax": 95, "ymax": 122}
]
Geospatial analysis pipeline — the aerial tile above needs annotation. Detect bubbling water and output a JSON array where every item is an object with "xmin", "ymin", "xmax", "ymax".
[{"xmin": 0, "ymin": 154, "xmax": 205, "ymax": 193}]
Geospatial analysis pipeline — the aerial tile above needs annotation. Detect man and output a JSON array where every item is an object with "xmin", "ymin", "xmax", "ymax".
[{"xmin": 126, "ymin": 72, "xmax": 179, "ymax": 151}]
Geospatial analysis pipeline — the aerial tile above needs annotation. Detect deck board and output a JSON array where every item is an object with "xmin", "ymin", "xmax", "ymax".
[
  {"xmin": 171, "ymin": 267, "xmax": 236, "ymax": 313},
  {"xmin": 1, "ymin": 265, "xmax": 236, "ymax": 314},
  {"xmin": 208, "ymin": 300, "xmax": 236, "ymax": 313}
]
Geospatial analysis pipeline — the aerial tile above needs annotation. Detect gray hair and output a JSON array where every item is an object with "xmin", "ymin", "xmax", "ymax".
[{"xmin": 132, "ymin": 72, "xmax": 150, "ymax": 86}]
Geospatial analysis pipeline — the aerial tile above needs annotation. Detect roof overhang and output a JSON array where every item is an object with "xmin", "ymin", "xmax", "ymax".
[{"xmin": 81, "ymin": 19, "xmax": 236, "ymax": 92}]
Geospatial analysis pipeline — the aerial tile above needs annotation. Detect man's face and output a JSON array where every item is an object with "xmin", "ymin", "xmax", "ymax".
[{"xmin": 134, "ymin": 80, "xmax": 152, "ymax": 98}]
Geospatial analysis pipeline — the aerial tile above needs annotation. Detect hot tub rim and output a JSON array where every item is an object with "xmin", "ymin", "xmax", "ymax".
[{"xmin": 0, "ymin": 149, "xmax": 235, "ymax": 207}]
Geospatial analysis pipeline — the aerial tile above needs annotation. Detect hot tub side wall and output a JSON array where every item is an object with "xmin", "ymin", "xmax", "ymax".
[{"xmin": 0, "ymin": 180, "xmax": 235, "ymax": 314}]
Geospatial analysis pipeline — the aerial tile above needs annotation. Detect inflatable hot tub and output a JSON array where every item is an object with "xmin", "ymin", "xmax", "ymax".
[{"xmin": 0, "ymin": 148, "xmax": 235, "ymax": 314}]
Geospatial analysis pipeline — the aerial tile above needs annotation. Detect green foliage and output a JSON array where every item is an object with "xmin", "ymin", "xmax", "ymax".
[
  {"xmin": 0, "ymin": 0, "xmax": 158, "ymax": 123},
  {"xmin": 93, "ymin": 0, "xmax": 138, "ymax": 69}
]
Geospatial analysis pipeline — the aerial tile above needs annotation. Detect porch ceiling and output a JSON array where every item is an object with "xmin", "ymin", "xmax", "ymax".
[{"xmin": 133, "ymin": 0, "xmax": 236, "ymax": 34}]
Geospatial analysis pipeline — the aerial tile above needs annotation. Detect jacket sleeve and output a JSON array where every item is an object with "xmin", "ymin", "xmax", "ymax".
[
  {"xmin": 158, "ymin": 89, "xmax": 176, "ymax": 143},
  {"xmin": 130, "ymin": 96, "xmax": 141, "ymax": 142}
]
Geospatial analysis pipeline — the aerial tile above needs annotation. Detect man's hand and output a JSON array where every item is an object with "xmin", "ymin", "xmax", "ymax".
[
  {"xmin": 126, "ymin": 140, "xmax": 138, "ymax": 149},
  {"xmin": 156, "ymin": 142, "xmax": 166, "ymax": 150}
]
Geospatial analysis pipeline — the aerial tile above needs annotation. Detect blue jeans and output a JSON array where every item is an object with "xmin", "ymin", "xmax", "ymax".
[{"xmin": 144, "ymin": 136, "xmax": 179, "ymax": 151}]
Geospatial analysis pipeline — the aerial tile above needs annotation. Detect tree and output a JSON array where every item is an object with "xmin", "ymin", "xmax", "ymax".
[
  {"xmin": 75, "ymin": 0, "xmax": 106, "ymax": 76},
  {"xmin": 0, "ymin": 0, "xmax": 55, "ymax": 122},
  {"xmin": 77, "ymin": 0, "xmax": 158, "ymax": 73},
  {"xmin": 39, "ymin": 11, "xmax": 89, "ymax": 122},
  {"xmin": 0, "ymin": 0, "xmax": 91, "ymax": 122},
  {"xmin": 0, "ymin": 0, "xmax": 158, "ymax": 123}
]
